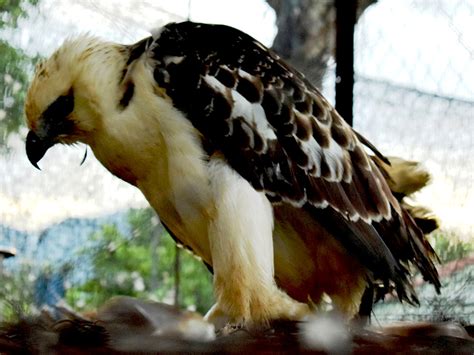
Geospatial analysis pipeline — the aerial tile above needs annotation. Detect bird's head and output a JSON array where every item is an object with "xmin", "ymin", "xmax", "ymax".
[{"xmin": 25, "ymin": 35, "xmax": 125, "ymax": 169}]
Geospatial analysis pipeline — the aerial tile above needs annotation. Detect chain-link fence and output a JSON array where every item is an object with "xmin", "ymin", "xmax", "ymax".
[
  {"xmin": 353, "ymin": 0, "xmax": 474, "ymax": 240},
  {"xmin": 0, "ymin": 0, "xmax": 472, "ymax": 322},
  {"xmin": 350, "ymin": 0, "xmax": 474, "ymax": 323}
]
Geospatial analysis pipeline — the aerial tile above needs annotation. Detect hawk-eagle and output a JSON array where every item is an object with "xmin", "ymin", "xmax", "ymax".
[{"xmin": 25, "ymin": 22, "xmax": 440, "ymax": 327}]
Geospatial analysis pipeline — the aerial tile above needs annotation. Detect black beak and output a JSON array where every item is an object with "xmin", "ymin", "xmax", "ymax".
[{"xmin": 26, "ymin": 130, "xmax": 54, "ymax": 170}]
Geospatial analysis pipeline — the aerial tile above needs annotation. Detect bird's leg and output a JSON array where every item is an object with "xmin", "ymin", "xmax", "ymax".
[{"xmin": 205, "ymin": 157, "xmax": 310, "ymax": 329}]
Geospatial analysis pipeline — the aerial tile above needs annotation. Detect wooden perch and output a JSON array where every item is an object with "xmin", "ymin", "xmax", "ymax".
[{"xmin": 1, "ymin": 296, "xmax": 473, "ymax": 353}]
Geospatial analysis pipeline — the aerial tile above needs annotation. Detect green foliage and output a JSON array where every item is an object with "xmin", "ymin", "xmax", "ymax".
[
  {"xmin": 0, "ymin": 41, "xmax": 32, "ymax": 146},
  {"xmin": 0, "ymin": 0, "xmax": 40, "ymax": 148},
  {"xmin": 0, "ymin": 0, "xmax": 38, "ymax": 28},
  {"xmin": 0, "ymin": 261, "xmax": 37, "ymax": 322},
  {"xmin": 66, "ymin": 208, "xmax": 214, "ymax": 315},
  {"xmin": 429, "ymin": 231, "xmax": 473, "ymax": 264}
]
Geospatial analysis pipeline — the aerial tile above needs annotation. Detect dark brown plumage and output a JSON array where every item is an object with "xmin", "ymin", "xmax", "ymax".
[{"xmin": 141, "ymin": 22, "xmax": 440, "ymax": 302}]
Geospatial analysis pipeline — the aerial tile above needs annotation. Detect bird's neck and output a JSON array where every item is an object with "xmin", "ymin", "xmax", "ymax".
[{"xmin": 88, "ymin": 57, "xmax": 215, "ymax": 262}]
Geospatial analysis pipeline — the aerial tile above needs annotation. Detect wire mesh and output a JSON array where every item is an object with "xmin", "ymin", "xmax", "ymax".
[
  {"xmin": 354, "ymin": 0, "xmax": 474, "ymax": 240},
  {"xmin": 0, "ymin": 0, "xmax": 472, "ymax": 323},
  {"xmin": 352, "ymin": 0, "xmax": 474, "ymax": 323}
]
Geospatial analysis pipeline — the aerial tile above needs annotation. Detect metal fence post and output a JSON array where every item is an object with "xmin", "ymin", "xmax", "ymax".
[{"xmin": 335, "ymin": 0, "xmax": 357, "ymax": 127}]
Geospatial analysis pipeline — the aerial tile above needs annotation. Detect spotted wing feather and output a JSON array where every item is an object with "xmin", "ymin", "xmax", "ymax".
[{"xmin": 135, "ymin": 22, "xmax": 440, "ymax": 300}]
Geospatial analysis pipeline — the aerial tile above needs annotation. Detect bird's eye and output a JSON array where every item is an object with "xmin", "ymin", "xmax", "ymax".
[
  {"xmin": 41, "ymin": 90, "xmax": 75, "ymax": 136},
  {"xmin": 44, "ymin": 91, "xmax": 74, "ymax": 119}
]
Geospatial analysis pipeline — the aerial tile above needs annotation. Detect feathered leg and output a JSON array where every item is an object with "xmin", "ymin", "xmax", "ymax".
[{"xmin": 204, "ymin": 156, "xmax": 310, "ymax": 328}]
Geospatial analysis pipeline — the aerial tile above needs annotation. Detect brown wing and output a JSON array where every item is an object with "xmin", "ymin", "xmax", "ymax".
[{"xmin": 135, "ymin": 21, "xmax": 440, "ymax": 301}]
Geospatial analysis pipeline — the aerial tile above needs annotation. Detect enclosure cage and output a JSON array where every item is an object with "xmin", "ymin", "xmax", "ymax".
[{"xmin": 0, "ymin": 0, "xmax": 472, "ymax": 325}]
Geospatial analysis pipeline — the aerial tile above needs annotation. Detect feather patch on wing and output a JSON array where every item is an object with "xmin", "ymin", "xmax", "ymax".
[{"xmin": 131, "ymin": 21, "xmax": 439, "ymax": 299}]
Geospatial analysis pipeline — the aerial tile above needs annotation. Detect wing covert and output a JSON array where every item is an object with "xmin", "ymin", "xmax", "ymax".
[
  {"xmin": 134, "ymin": 21, "xmax": 440, "ymax": 300},
  {"xmin": 146, "ymin": 22, "xmax": 394, "ymax": 221}
]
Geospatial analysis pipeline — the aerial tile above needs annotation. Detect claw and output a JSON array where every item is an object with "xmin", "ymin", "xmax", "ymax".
[{"xmin": 80, "ymin": 147, "xmax": 88, "ymax": 166}]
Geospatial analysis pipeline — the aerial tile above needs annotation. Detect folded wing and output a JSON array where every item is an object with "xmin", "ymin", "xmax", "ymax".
[{"xmin": 135, "ymin": 21, "xmax": 440, "ymax": 301}]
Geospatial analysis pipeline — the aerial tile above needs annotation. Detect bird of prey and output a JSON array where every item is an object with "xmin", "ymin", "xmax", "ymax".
[{"xmin": 25, "ymin": 21, "xmax": 440, "ymax": 328}]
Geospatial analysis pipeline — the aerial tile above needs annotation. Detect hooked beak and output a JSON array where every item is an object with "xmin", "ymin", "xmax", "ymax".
[{"xmin": 26, "ymin": 130, "xmax": 54, "ymax": 170}]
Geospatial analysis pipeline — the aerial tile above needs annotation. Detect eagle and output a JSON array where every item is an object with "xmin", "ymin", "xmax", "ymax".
[{"xmin": 25, "ymin": 21, "xmax": 440, "ymax": 328}]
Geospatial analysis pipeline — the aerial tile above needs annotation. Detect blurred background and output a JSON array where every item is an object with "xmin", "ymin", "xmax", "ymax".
[{"xmin": 0, "ymin": 0, "xmax": 472, "ymax": 324}]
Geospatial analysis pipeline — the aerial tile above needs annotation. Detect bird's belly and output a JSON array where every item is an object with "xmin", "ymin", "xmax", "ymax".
[
  {"xmin": 91, "ymin": 119, "xmax": 215, "ymax": 265},
  {"xmin": 273, "ymin": 204, "xmax": 367, "ymax": 315},
  {"xmin": 137, "ymin": 170, "xmax": 214, "ymax": 266}
]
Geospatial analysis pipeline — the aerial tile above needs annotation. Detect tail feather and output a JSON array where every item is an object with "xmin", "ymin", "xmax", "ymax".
[
  {"xmin": 371, "ymin": 156, "xmax": 431, "ymax": 199},
  {"xmin": 371, "ymin": 155, "xmax": 440, "ymax": 235},
  {"xmin": 402, "ymin": 202, "xmax": 440, "ymax": 235},
  {"xmin": 357, "ymin": 156, "xmax": 442, "ymax": 322}
]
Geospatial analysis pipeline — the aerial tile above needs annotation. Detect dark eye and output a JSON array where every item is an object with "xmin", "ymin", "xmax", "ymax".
[
  {"xmin": 41, "ymin": 90, "xmax": 75, "ymax": 136},
  {"xmin": 44, "ymin": 92, "xmax": 74, "ymax": 119}
]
